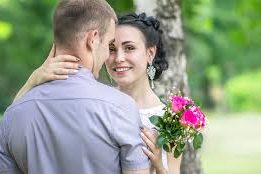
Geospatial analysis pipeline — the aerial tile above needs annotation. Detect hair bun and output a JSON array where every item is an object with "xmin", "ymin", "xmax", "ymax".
[
  {"xmin": 121, "ymin": 13, "xmax": 160, "ymax": 31},
  {"xmin": 138, "ymin": 13, "xmax": 146, "ymax": 20},
  {"xmin": 150, "ymin": 18, "xmax": 160, "ymax": 31},
  {"xmin": 138, "ymin": 13, "xmax": 160, "ymax": 31}
]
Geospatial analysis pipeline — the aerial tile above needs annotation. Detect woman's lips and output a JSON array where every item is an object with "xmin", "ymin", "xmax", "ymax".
[
  {"xmin": 112, "ymin": 66, "xmax": 132, "ymax": 75},
  {"xmin": 113, "ymin": 67, "xmax": 132, "ymax": 72}
]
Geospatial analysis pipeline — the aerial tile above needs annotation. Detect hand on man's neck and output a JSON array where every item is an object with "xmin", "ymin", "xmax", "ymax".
[{"xmin": 55, "ymin": 46, "xmax": 93, "ymax": 72}]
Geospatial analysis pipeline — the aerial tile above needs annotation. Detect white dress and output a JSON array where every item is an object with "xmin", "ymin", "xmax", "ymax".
[{"xmin": 139, "ymin": 105, "xmax": 168, "ymax": 173}]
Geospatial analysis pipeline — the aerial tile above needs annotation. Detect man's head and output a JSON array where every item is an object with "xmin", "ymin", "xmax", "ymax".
[{"xmin": 53, "ymin": 0, "xmax": 117, "ymax": 78}]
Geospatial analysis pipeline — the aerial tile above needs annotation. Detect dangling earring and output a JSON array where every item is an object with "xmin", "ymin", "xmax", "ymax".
[{"xmin": 147, "ymin": 61, "xmax": 156, "ymax": 89}]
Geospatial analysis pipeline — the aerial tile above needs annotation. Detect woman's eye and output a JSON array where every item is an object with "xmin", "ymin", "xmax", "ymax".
[
  {"xmin": 125, "ymin": 46, "xmax": 135, "ymax": 51},
  {"xmin": 109, "ymin": 46, "xmax": 116, "ymax": 52}
]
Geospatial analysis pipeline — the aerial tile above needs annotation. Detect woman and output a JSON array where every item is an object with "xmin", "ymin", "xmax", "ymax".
[{"xmin": 14, "ymin": 13, "xmax": 181, "ymax": 174}]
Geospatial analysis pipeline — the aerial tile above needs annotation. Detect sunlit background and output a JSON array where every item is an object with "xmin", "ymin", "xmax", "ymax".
[{"xmin": 0, "ymin": 0, "xmax": 260, "ymax": 173}]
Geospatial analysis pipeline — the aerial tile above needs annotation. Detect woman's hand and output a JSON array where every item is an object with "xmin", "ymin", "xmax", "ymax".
[
  {"xmin": 141, "ymin": 127, "xmax": 166, "ymax": 174},
  {"xmin": 31, "ymin": 45, "xmax": 80, "ymax": 86}
]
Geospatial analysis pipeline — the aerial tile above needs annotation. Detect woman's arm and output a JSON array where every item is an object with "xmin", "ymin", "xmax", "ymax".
[
  {"xmin": 166, "ymin": 153, "xmax": 182, "ymax": 174},
  {"xmin": 13, "ymin": 69, "xmax": 40, "ymax": 102},
  {"xmin": 13, "ymin": 45, "xmax": 80, "ymax": 102}
]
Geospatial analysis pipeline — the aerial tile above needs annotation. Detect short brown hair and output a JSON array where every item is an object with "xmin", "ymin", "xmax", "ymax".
[{"xmin": 53, "ymin": 0, "xmax": 117, "ymax": 48}]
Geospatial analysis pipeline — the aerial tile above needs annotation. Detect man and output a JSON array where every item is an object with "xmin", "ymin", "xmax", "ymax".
[{"xmin": 0, "ymin": 0, "xmax": 150, "ymax": 173}]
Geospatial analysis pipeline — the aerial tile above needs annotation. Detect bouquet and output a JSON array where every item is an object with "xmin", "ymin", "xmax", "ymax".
[{"xmin": 149, "ymin": 89, "xmax": 207, "ymax": 158}]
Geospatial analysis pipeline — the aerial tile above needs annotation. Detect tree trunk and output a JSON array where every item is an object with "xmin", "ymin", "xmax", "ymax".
[{"xmin": 134, "ymin": 0, "xmax": 202, "ymax": 173}]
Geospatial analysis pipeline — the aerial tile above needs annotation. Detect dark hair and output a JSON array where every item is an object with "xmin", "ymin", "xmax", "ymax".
[
  {"xmin": 118, "ymin": 13, "xmax": 168, "ymax": 80},
  {"xmin": 53, "ymin": 0, "xmax": 117, "ymax": 49}
]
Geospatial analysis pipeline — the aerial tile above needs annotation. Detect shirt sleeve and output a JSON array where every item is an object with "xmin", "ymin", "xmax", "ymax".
[
  {"xmin": 112, "ymin": 100, "xmax": 149, "ymax": 171},
  {"xmin": 0, "ymin": 111, "xmax": 22, "ymax": 174}
]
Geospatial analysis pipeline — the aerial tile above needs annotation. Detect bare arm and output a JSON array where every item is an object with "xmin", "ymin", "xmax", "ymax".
[
  {"xmin": 167, "ymin": 153, "xmax": 182, "ymax": 174},
  {"xmin": 13, "ymin": 70, "xmax": 40, "ymax": 102},
  {"xmin": 13, "ymin": 45, "xmax": 80, "ymax": 102}
]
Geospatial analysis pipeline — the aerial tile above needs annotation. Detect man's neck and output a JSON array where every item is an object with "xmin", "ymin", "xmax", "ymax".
[
  {"xmin": 55, "ymin": 48, "xmax": 79, "ymax": 59},
  {"xmin": 55, "ymin": 47, "xmax": 93, "ymax": 72}
]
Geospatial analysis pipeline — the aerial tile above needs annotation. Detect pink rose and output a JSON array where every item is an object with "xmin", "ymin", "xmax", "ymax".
[
  {"xmin": 172, "ymin": 96, "xmax": 192, "ymax": 113},
  {"xmin": 191, "ymin": 106, "xmax": 206, "ymax": 129},
  {"xmin": 180, "ymin": 106, "xmax": 206, "ymax": 129},
  {"xmin": 179, "ymin": 109, "xmax": 198, "ymax": 127}
]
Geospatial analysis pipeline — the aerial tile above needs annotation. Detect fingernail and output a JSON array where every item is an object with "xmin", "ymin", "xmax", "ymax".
[
  {"xmin": 140, "ymin": 132, "xmax": 145, "ymax": 137},
  {"xmin": 151, "ymin": 127, "xmax": 158, "ymax": 132},
  {"xmin": 73, "ymin": 70, "xmax": 79, "ymax": 73},
  {"xmin": 142, "ymin": 146, "xmax": 147, "ymax": 151}
]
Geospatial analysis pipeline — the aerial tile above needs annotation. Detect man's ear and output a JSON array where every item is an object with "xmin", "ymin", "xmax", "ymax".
[
  {"xmin": 147, "ymin": 46, "xmax": 157, "ymax": 63},
  {"xmin": 85, "ymin": 29, "xmax": 99, "ymax": 50}
]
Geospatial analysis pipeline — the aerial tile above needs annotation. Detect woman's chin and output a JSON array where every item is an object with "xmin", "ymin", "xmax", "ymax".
[{"xmin": 114, "ymin": 79, "xmax": 133, "ymax": 88}]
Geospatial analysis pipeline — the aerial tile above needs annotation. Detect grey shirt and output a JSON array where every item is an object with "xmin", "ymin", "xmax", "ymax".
[{"xmin": 0, "ymin": 68, "xmax": 149, "ymax": 174}]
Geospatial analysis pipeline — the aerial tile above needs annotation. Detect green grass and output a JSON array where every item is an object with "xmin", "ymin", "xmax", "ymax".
[{"xmin": 201, "ymin": 112, "xmax": 261, "ymax": 174}]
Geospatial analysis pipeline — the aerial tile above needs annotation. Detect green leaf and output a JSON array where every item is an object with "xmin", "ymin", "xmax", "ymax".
[
  {"xmin": 174, "ymin": 147, "xmax": 183, "ymax": 158},
  {"xmin": 149, "ymin": 115, "xmax": 162, "ymax": 126},
  {"xmin": 176, "ymin": 143, "xmax": 186, "ymax": 152},
  {"xmin": 156, "ymin": 136, "xmax": 165, "ymax": 147},
  {"xmin": 163, "ymin": 144, "xmax": 170, "ymax": 152},
  {"xmin": 193, "ymin": 133, "xmax": 203, "ymax": 149}
]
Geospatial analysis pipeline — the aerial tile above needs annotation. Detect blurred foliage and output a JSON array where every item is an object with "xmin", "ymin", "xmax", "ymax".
[
  {"xmin": 225, "ymin": 70, "xmax": 261, "ymax": 112},
  {"xmin": 107, "ymin": 0, "xmax": 134, "ymax": 15},
  {"xmin": 182, "ymin": 0, "xmax": 261, "ymax": 111},
  {"xmin": 0, "ymin": 0, "xmax": 260, "ymax": 113},
  {"xmin": 0, "ymin": 0, "xmax": 55, "ymax": 112}
]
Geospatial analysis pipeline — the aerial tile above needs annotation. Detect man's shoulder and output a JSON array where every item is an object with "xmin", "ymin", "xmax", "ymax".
[
  {"xmin": 8, "ymin": 78, "xmax": 137, "ymax": 114},
  {"xmin": 94, "ymin": 82, "xmax": 137, "ymax": 111}
]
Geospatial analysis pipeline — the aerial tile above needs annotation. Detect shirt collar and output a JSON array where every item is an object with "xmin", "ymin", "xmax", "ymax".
[{"xmin": 74, "ymin": 67, "xmax": 95, "ymax": 81}]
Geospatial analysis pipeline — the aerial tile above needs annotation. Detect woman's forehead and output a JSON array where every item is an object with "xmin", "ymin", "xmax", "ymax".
[{"xmin": 115, "ymin": 25, "xmax": 145, "ymax": 44}]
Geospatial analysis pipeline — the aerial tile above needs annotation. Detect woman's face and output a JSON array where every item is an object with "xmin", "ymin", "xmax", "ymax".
[{"xmin": 105, "ymin": 25, "xmax": 151, "ymax": 87}]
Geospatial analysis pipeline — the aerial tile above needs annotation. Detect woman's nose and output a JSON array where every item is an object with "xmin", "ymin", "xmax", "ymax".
[{"xmin": 115, "ymin": 50, "xmax": 125, "ymax": 63}]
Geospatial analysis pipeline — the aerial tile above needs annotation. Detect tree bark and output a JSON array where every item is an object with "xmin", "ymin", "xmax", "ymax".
[{"xmin": 134, "ymin": 0, "xmax": 202, "ymax": 173}]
